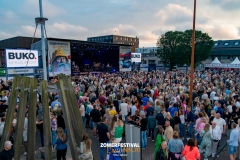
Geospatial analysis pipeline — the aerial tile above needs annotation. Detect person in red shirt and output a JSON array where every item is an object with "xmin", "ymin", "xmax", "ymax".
[{"xmin": 182, "ymin": 138, "xmax": 200, "ymax": 160}]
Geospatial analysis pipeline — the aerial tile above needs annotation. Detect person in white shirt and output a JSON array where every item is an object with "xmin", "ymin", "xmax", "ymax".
[
  {"xmin": 131, "ymin": 101, "xmax": 137, "ymax": 116},
  {"xmin": 79, "ymin": 103, "xmax": 86, "ymax": 128},
  {"xmin": 235, "ymin": 119, "xmax": 240, "ymax": 159},
  {"xmin": 0, "ymin": 117, "xmax": 5, "ymax": 137},
  {"xmin": 213, "ymin": 113, "xmax": 226, "ymax": 134},
  {"xmin": 210, "ymin": 122, "xmax": 222, "ymax": 157},
  {"xmin": 23, "ymin": 113, "xmax": 28, "ymax": 155},
  {"xmin": 120, "ymin": 99, "xmax": 128, "ymax": 122}
]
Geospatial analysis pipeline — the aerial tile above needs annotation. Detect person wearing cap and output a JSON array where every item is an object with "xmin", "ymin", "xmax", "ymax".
[
  {"xmin": 0, "ymin": 141, "xmax": 14, "ymax": 160},
  {"xmin": 51, "ymin": 96, "xmax": 61, "ymax": 110}
]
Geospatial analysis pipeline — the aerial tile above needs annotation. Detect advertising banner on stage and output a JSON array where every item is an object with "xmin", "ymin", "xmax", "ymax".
[
  {"xmin": 119, "ymin": 46, "xmax": 132, "ymax": 72},
  {"xmin": 131, "ymin": 53, "xmax": 141, "ymax": 70},
  {"xmin": 48, "ymin": 40, "xmax": 71, "ymax": 77}
]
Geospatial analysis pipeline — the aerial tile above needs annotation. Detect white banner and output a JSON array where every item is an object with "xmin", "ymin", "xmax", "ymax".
[
  {"xmin": 5, "ymin": 49, "xmax": 39, "ymax": 68},
  {"xmin": 131, "ymin": 53, "xmax": 141, "ymax": 62},
  {"xmin": 8, "ymin": 68, "xmax": 34, "ymax": 74}
]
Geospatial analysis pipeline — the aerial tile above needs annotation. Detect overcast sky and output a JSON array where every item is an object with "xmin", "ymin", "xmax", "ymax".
[{"xmin": 0, "ymin": 0, "xmax": 240, "ymax": 47}]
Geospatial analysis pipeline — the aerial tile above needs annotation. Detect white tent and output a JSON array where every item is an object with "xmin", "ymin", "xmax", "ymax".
[
  {"xmin": 231, "ymin": 57, "xmax": 240, "ymax": 64},
  {"xmin": 211, "ymin": 57, "xmax": 221, "ymax": 64}
]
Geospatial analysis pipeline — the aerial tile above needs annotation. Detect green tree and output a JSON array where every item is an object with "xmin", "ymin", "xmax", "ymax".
[{"xmin": 157, "ymin": 30, "xmax": 214, "ymax": 69}]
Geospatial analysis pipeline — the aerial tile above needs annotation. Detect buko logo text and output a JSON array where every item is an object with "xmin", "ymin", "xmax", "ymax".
[{"xmin": 8, "ymin": 52, "xmax": 36, "ymax": 59}]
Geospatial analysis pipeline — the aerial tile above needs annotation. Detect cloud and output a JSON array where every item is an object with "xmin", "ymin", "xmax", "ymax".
[
  {"xmin": 222, "ymin": 0, "xmax": 240, "ymax": 11},
  {"xmin": 138, "ymin": 31, "xmax": 159, "ymax": 47},
  {"xmin": 0, "ymin": 31, "xmax": 13, "ymax": 40},
  {"xmin": 155, "ymin": 3, "xmax": 193, "ymax": 25},
  {"xmin": 198, "ymin": 24, "xmax": 240, "ymax": 40},
  {"xmin": 102, "ymin": 24, "xmax": 137, "ymax": 36},
  {"xmin": 22, "ymin": 0, "xmax": 65, "ymax": 18},
  {"xmin": 18, "ymin": 22, "xmax": 88, "ymax": 40}
]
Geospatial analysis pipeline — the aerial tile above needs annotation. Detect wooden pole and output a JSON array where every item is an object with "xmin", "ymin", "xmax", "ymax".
[
  {"xmin": 188, "ymin": 0, "xmax": 197, "ymax": 107},
  {"xmin": 40, "ymin": 80, "xmax": 52, "ymax": 160},
  {"xmin": 14, "ymin": 77, "xmax": 30, "ymax": 160},
  {"xmin": 27, "ymin": 78, "xmax": 38, "ymax": 160},
  {"xmin": 58, "ymin": 74, "xmax": 84, "ymax": 143},
  {"xmin": 57, "ymin": 78, "xmax": 80, "ymax": 160},
  {"xmin": 0, "ymin": 76, "xmax": 21, "ymax": 151},
  {"xmin": 66, "ymin": 77, "xmax": 84, "ymax": 142}
]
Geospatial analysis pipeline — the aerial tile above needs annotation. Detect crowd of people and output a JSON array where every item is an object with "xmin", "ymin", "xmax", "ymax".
[{"xmin": 0, "ymin": 69, "xmax": 240, "ymax": 160}]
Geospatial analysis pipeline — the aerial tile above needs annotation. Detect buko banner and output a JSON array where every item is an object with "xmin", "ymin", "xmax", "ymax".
[{"xmin": 5, "ymin": 49, "xmax": 39, "ymax": 68}]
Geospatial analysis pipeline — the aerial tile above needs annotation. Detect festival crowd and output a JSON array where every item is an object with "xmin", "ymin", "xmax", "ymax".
[{"xmin": 0, "ymin": 69, "xmax": 240, "ymax": 160}]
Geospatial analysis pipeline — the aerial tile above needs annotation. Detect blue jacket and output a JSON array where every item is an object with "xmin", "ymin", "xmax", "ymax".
[
  {"xmin": 168, "ymin": 107, "xmax": 178, "ymax": 117},
  {"xmin": 52, "ymin": 137, "xmax": 68, "ymax": 150},
  {"xmin": 186, "ymin": 111, "xmax": 194, "ymax": 123},
  {"xmin": 146, "ymin": 107, "xmax": 155, "ymax": 118},
  {"xmin": 216, "ymin": 108, "xmax": 224, "ymax": 118}
]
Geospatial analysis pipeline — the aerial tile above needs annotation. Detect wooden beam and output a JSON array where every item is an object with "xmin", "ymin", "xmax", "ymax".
[
  {"xmin": 65, "ymin": 77, "xmax": 84, "ymax": 142},
  {"xmin": 27, "ymin": 78, "xmax": 38, "ymax": 160},
  {"xmin": 0, "ymin": 76, "xmax": 21, "ymax": 151},
  {"xmin": 56, "ymin": 78, "xmax": 80, "ymax": 160},
  {"xmin": 14, "ymin": 77, "xmax": 30, "ymax": 160},
  {"xmin": 58, "ymin": 74, "xmax": 83, "ymax": 143},
  {"xmin": 40, "ymin": 80, "xmax": 52, "ymax": 160}
]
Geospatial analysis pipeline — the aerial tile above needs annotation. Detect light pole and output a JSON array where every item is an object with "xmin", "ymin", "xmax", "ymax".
[
  {"xmin": 188, "ymin": 0, "xmax": 197, "ymax": 107},
  {"xmin": 38, "ymin": 0, "xmax": 48, "ymax": 81}
]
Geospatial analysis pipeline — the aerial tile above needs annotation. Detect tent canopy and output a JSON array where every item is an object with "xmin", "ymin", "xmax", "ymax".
[
  {"xmin": 231, "ymin": 57, "xmax": 240, "ymax": 64},
  {"xmin": 211, "ymin": 57, "xmax": 221, "ymax": 64}
]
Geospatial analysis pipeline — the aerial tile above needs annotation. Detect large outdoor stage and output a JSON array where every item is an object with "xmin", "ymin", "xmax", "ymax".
[{"xmin": 70, "ymin": 41, "xmax": 119, "ymax": 73}]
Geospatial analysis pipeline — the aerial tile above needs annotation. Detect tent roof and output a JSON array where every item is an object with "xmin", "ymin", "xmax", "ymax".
[
  {"xmin": 231, "ymin": 57, "xmax": 240, "ymax": 64},
  {"xmin": 211, "ymin": 57, "xmax": 221, "ymax": 64}
]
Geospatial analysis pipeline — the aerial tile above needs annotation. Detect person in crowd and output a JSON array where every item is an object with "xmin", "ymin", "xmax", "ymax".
[
  {"xmin": 90, "ymin": 104, "xmax": 102, "ymax": 137},
  {"xmin": 120, "ymin": 99, "xmax": 128, "ymax": 122},
  {"xmin": 210, "ymin": 121, "xmax": 222, "ymax": 158},
  {"xmin": 148, "ymin": 111, "xmax": 156, "ymax": 141},
  {"xmin": 213, "ymin": 113, "xmax": 226, "ymax": 135},
  {"xmin": 79, "ymin": 102, "xmax": 86, "ymax": 128},
  {"xmin": 173, "ymin": 111, "xmax": 180, "ymax": 132},
  {"xmin": 114, "ymin": 119, "xmax": 124, "ymax": 143},
  {"xmin": 227, "ymin": 122, "xmax": 239, "ymax": 160},
  {"xmin": 0, "ymin": 141, "xmax": 14, "ymax": 159},
  {"xmin": 109, "ymin": 115, "xmax": 118, "ymax": 137},
  {"xmin": 52, "ymin": 127, "xmax": 68, "ymax": 160},
  {"xmin": 51, "ymin": 112, "xmax": 58, "ymax": 148},
  {"xmin": 194, "ymin": 112, "xmax": 204, "ymax": 145},
  {"xmin": 78, "ymin": 133, "xmax": 93, "ymax": 160},
  {"xmin": 109, "ymin": 104, "xmax": 117, "ymax": 117},
  {"xmin": 186, "ymin": 106, "xmax": 194, "ymax": 139},
  {"xmin": 165, "ymin": 112, "xmax": 174, "ymax": 130},
  {"xmin": 97, "ymin": 117, "xmax": 110, "ymax": 160},
  {"xmin": 154, "ymin": 127, "xmax": 165, "ymax": 159},
  {"xmin": 182, "ymin": 138, "xmax": 200, "ymax": 160},
  {"xmin": 209, "ymin": 110, "xmax": 216, "ymax": 125},
  {"xmin": 167, "ymin": 131, "xmax": 184, "ymax": 160},
  {"xmin": 179, "ymin": 110, "xmax": 185, "ymax": 140},
  {"xmin": 127, "ymin": 115, "xmax": 137, "ymax": 125},
  {"xmin": 199, "ymin": 124, "xmax": 211, "ymax": 160},
  {"xmin": 163, "ymin": 120, "xmax": 173, "ymax": 143},
  {"xmin": 167, "ymin": 101, "xmax": 177, "ymax": 117},
  {"xmin": 156, "ymin": 108, "xmax": 165, "ymax": 129},
  {"xmin": 23, "ymin": 112, "xmax": 28, "ymax": 156},
  {"xmin": 223, "ymin": 108, "xmax": 232, "ymax": 136},
  {"xmin": 51, "ymin": 96, "xmax": 61, "ymax": 109},
  {"xmin": 139, "ymin": 113, "xmax": 148, "ymax": 149},
  {"xmin": 156, "ymin": 141, "xmax": 168, "ymax": 160}
]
